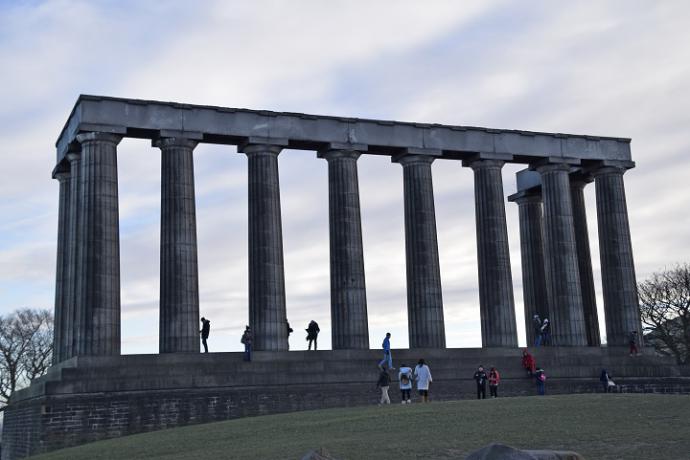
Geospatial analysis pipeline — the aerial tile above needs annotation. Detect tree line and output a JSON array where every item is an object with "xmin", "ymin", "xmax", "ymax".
[{"xmin": 0, "ymin": 308, "xmax": 53, "ymax": 409}]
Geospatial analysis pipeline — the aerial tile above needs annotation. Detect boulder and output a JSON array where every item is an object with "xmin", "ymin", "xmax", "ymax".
[
  {"xmin": 301, "ymin": 447, "xmax": 339, "ymax": 460},
  {"xmin": 466, "ymin": 443, "xmax": 584, "ymax": 460}
]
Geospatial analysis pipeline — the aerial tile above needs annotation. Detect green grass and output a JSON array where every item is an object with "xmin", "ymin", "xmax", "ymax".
[{"xmin": 33, "ymin": 394, "xmax": 689, "ymax": 460}]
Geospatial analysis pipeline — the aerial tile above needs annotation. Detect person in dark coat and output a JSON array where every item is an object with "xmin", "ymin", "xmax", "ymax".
[
  {"xmin": 540, "ymin": 318, "xmax": 551, "ymax": 346},
  {"xmin": 533, "ymin": 314, "xmax": 543, "ymax": 346},
  {"xmin": 241, "ymin": 326, "xmax": 252, "ymax": 362},
  {"xmin": 286, "ymin": 320, "xmax": 293, "ymax": 350},
  {"xmin": 306, "ymin": 320, "xmax": 320, "ymax": 350},
  {"xmin": 376, "ymin": 368, "xmax": 391, "ymax": 405},
  {"xmin": 473, "ymin": 365, "xmax": 488, "ymax": 399},
  {"xmin": 199, "ymin": 317, "xmax": 211, "ymax": 353},
  {"xmin": 535, "ymin": 367, "xmax": 546, "ymax": 395}
]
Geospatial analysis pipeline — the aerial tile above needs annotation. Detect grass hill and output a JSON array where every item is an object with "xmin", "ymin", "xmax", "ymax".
[{"xmin": 33, "ymin": 394, "xmax": 689, "ymax": 460}]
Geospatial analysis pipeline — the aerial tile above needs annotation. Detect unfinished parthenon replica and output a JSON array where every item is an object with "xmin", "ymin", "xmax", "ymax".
[
  {"xmin": 50, "ymin": 95, "xmax": 641, "ymax": 356},
  {"xmin": 3, "ymin": 96, "xmax": 686, "ymax": 459}
]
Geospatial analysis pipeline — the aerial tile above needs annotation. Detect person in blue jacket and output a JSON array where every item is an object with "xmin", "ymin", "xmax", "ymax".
[{"xmin": 377, "ymin": 332, "xmax": 394, "ymax": 370}]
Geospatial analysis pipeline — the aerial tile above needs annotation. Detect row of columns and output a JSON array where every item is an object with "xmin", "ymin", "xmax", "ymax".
[
  {"xmin": 510, "ymin": 161, "xmax": 642, "ymax": 347},
  {"xmin": 53, "ymin": 132, "xmax": 642, "ymax": 361}
]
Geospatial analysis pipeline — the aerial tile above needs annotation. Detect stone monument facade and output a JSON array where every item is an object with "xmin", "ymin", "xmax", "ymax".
[
  {"xmin": 49, "ymin": 95, "xmax": 644, "ymax": 361},
  {"xmin": 1, "ymin": 96, "xmax": 672, "ymax": 460}
]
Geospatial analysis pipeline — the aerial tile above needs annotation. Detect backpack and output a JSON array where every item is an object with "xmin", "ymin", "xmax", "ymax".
[
  {"xmin": 400, "ymin": 372, "xmax": 411, "ymax": 385},
  {"xmin": 539, "ymin": 373, "xmax": 546, "ymax": 382}
]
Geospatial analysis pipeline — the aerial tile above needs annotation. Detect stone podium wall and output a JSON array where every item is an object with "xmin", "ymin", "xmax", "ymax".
[{"xmin": 2, "ymin": 348, "xmax": 687, "ymax": 459}]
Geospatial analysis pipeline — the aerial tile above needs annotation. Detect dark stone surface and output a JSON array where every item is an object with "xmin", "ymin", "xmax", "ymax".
[
  {"xmin": 570, "ymin": 177, "xmax": 600, "ymax": 347},
  {"xmin": 301, "ymin": 448, "xmax": 339, "ymax": 460},
  {"xmin": 54, "ymin": 95, "xmax": 632, "ymax": 164},
  {"xmin": 320, "ymin": 149, "xmax": 369, "ymax": 349},
  {"xmin": 73, "ymin": 133, "xmax": 122, "ymax": 356},
  {"xmin": 537, "ymin": 162, "xmax": 587, "ymax": 346},
  {"xmin": 509, "ymin": 191, "xmax": 550, "ymax": 347},
  {"xmin": 2, "ymin": 348, "xmax": 686, "ymax": 459},
  {"xmin": 466, "ymin": 443, "xmax": 536, "ymax": 460},
  {"xmin": 396, "ymin": 154, "xmax": 445, "ymax": 348},
  {"xmin": 52, "ymin": 169, "xmax": 71, "ymax": 364},
  {"xmin": 242, "ymin": 143, "xmax": 288, "ymax": 351},
  {"xmin": 468, "ymin": 159, "xmax": 517, "ymax": 347},
  {"xmin": 593, "ymin": 165, "xmax": 642, "ymax": 347},
  {"xmin": 466, "ymin": 443, "xmax": 585, "ymax": 460},
  {"xmin": 157, "ymin": 137, "xmax": 201, "ymax": 353}
]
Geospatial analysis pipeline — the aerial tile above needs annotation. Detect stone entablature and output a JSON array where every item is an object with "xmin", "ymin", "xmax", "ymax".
[{"xmin": 55, "ymin": 95, "xmax": 631, "ymax": 165}]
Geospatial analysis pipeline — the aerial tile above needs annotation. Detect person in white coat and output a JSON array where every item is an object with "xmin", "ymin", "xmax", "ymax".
[
  {"xmin": 414, "ymin": 359, "xmax": 433, "ymax": 403},
  {"xmin": 398, "ymin": 363, "xmax": 413, "ymax": 404}
]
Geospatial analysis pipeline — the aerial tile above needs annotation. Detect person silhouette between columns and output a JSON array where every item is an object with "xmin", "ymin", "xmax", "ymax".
[
  {"xmin": 199, "ymin": 317, "xmax": 211, "ymax": 353},
  {"xmin": 241, "ymin": 326, "xmax": 253, "ymax": 362},
  {"xmin": 306, "ymin": 320, "xmax": 320, "ymax": 350}
]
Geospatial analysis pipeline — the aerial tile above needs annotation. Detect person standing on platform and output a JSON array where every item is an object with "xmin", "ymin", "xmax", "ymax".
[
  {"xmin": 306, "ymin": 320, "xmax": 320, "ymax": 350},
  {"xmin": 376, "ymin": 368, "xmax": 391, "ymax": 405},
  {"xmin": 398, "ymin": 363, "xmax": 413, "ymax": 404},
  {"xmin": 199, "ymin": 317, "xmax": 211, "ymax": 353},
  {"xmin": 414, "ymin": 359, "xmax": 432, "ymax": 403},
  {"xmin": 540, "ymin": 318, "xmax": 551, "ymax": 346},
  {"xmin": 378, "ymin": 332, "xmax": 394, "ymax": 370},
  {"xmin": 533, "ymin": 314, "xmax": 543, "ymax": 346},
  {"xmin": 286, "ymin": 320, "xmax": 293, "ymax": 350},
  {"xmin": 535, "ymin": 367, "xmax": 546, "ymax": 395},
  {"xmin": 241, "ymin": 326, "xmax": 252, "ymax": 362},
  {"xmin": 488, "ymin": 367, "xmax": 500, "ymax": 398},
  {"xmin": 629, "ymin": 330, "xmax": 640, "ymax": 356},
  {"xmin": 473, "ymin": 365, "xmax": 488, "ymax": 399}
]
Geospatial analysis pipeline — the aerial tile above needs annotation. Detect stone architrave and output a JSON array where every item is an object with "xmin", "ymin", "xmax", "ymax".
[
  {"xmin": 592, "ymin": 162, "xmax": 642, "ymax": 346},
  {"xmin": 52, "ymin": 166, "xmax": 71, "ymax": 364},
  {"xmin": 394, "ymin": 153, "xmax": 445, "ymax": 348},
  {"xmin": 241, "ymin": 142, "xmax": 289, "ymax": 351},
  {"xmin": 466, "ymin": 158, "xmax": 518, "ymax": 347},
  {"xmin": 318, "ymin": 148, "xmax": 370, "ymax": 349},
  {"xmin": 156, "ymin": 137, "xmax": 201, "ymax": 353},
  {"xmin": 73, "ymin": 132, "xmax": 123, "ymax": 356},
  {"xmin": 536, "ymin": 161, "xmax": 587, "ymax": 346},
  {"xmin": 570, "ymin": 175, "xmax": 601, "ymax": 346},
  {"xmin": 509, "ymin": 190, "xmax": 550, "ymax": 347}
]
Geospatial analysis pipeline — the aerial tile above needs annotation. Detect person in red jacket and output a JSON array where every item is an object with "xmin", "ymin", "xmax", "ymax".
[
  {"xmin": 522, "ymin": 349, "xmax": 536, "ymax": 376},
  {"xmin": 488, "ymin": 367, "xmax": 500, "ymax": 398}
]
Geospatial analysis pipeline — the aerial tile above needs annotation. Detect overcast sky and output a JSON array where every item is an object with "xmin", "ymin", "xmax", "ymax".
[{"xmin": 1, "ymin": 0, "xmax": 689, "ymax": 353}]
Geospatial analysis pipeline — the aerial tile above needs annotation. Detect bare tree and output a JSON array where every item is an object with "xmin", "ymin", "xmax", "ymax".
[
  {"xmin": 0, "ymin": 308, "xmax": 53, "ymax": 408},
  {"xmin": 638, "ymin": 263, "xmax": 690, "ymax": 364}
]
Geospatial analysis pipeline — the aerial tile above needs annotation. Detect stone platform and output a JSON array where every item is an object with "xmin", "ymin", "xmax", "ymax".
[{"xmin": 2, "ymin": 347, "xmax": 687, "ymax": 459}]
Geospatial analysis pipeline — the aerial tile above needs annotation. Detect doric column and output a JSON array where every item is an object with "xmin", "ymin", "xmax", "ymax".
[
  {"xmin": 65, "ymin": 153, "xmax": 81, "ymax": 359},
  {"xmin": 52, "ymin": 164, "xmax": 71, "ymax": 364},
  {"xmin": 536, "ymin": 161, "xmax": 587, "ymax": 346},
  {"xmin": 570, "ymin": 175, "xmax": 601, "ymax": 346},
  {"xmin": 509, "ymin": 190, "xmax": 550, "ymax": 347},
  {"xmin": 466, "ymin": 158, "xmax": 517, "ymax": 347},
  {"xmin": 318, "ymin": 148, "xmax": 369, "ymax": 349},
  {"xmin": 592, "ymin": 162, "xmax": 642, "ymax": 346},
  {"xmin": 156, "ymin": 137, "xmax": 201, "ymax": 353},
  {"xmin": 74, "ymin": 132, "xmax": 122, "ymax": 356},
  {"xmin": 394, "ymin": 154, "xmax": 445, "ymax": 348},
  {"xmin": 241, "ymin": 142, "xmax": 288, "ymax": 351}
]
